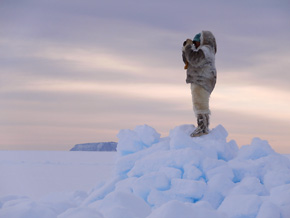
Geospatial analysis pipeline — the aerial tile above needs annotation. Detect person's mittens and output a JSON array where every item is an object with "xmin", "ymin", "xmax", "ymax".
[{"xmin": 182, "ymin": 39, "xmax": 193, "ymax": 51}]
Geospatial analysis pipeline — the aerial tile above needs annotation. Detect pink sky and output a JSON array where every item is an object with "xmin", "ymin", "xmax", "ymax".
[{"xmin": 1, "ymin": 0, "xmax": 290, "ymax": 153}]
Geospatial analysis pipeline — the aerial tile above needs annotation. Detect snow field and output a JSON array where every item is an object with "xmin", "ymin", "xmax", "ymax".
[
  {"xmin": 0, "ymin": 151, "xmax": 116, "ymax": 199},
  {"xmin": 0, "ymin": 151, "xmax": 116, "ymax": 218},
  {"xmin": 1, "ymin": 124, "xmax": 290, "ymax": 218}
]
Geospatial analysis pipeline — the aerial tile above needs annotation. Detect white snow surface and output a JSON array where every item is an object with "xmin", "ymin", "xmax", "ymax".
[
  {"xmin": 0, "ymin": 151, "xmax": 116, "ymax": 199},
  {"xmin": 1, "ymin": 124, "xmax": 290, "ymax": 218}
]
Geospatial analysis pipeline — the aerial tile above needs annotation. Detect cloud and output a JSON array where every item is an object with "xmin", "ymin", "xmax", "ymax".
[
  {"xmin": 0, "ymin": 0, "xmax": 290, "ymax": 151},
  {"xmin": 212, "ymin": 85, "xmax": 290, "ymax": 121}
]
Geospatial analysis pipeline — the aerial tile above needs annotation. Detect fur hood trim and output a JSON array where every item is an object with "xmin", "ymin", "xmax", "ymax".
[{"xmin": 201, "ymin": 31, "xmax": 217, "ymax": 54}]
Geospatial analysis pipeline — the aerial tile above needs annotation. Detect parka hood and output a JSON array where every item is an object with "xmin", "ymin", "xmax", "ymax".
[{"xmin": 201, "ymin": 31, "xmax": 217, "ymax": 54}]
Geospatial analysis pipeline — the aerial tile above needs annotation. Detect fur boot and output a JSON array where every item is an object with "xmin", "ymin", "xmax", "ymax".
[{"xmin": 190, "ymin": 114, "xmax": 209, "ymax": 137}]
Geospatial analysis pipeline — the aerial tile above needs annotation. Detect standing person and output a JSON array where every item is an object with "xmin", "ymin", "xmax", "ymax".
[{"xmin": 182, "ymin": 31, "xmax": 217, "ymax": 137}]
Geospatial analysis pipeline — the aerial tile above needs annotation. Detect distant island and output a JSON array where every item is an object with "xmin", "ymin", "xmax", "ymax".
[{"xmin": 70, "ymin": 142, "xmax": 117, "ymax": 151}]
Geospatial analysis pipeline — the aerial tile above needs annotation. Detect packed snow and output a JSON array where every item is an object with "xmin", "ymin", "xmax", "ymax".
[{"xmin": 1, "ymin": 124, "xmax": 290, "ymax": 218}]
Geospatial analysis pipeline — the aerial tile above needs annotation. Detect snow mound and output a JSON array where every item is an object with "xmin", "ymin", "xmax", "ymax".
[{"xmin": 1, "ymin": 124, "xmax": 290, "ymax": 218}]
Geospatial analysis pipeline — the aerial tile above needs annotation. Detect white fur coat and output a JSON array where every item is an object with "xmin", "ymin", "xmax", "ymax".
[{"xmin": 182, "ymin": 31, "xmax": 217, "ymax": 94}]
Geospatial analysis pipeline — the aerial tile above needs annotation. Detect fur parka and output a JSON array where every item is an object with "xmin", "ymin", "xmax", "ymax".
[{"xmin": 182, "ymin": 31, "xmax": 217, "ymax": 94}]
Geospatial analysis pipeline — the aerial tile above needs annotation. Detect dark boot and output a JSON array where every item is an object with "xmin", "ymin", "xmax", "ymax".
[{"xmin": 190, "ymin": 114, "xmax": 209, "ymax": 137}]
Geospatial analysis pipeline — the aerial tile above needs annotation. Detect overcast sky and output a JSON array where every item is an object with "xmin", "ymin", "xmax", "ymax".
[{"xmin": 1, "ymin": 0, "xmax": 290, "ymax": 153}]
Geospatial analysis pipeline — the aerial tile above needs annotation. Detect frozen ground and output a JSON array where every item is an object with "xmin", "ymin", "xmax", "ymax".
[
  {"xmin": 0, "ymin": 151, "xmax": 116, "ymax": 199},
  {"xmin": 0, "ymin": 124, "xmax": 290, "ymax": 218}
]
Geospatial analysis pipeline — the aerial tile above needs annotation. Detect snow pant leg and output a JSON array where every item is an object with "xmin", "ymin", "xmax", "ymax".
[{"xmin": 190, "ymin": 83, "xmax": 211, "ymax": 116}]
